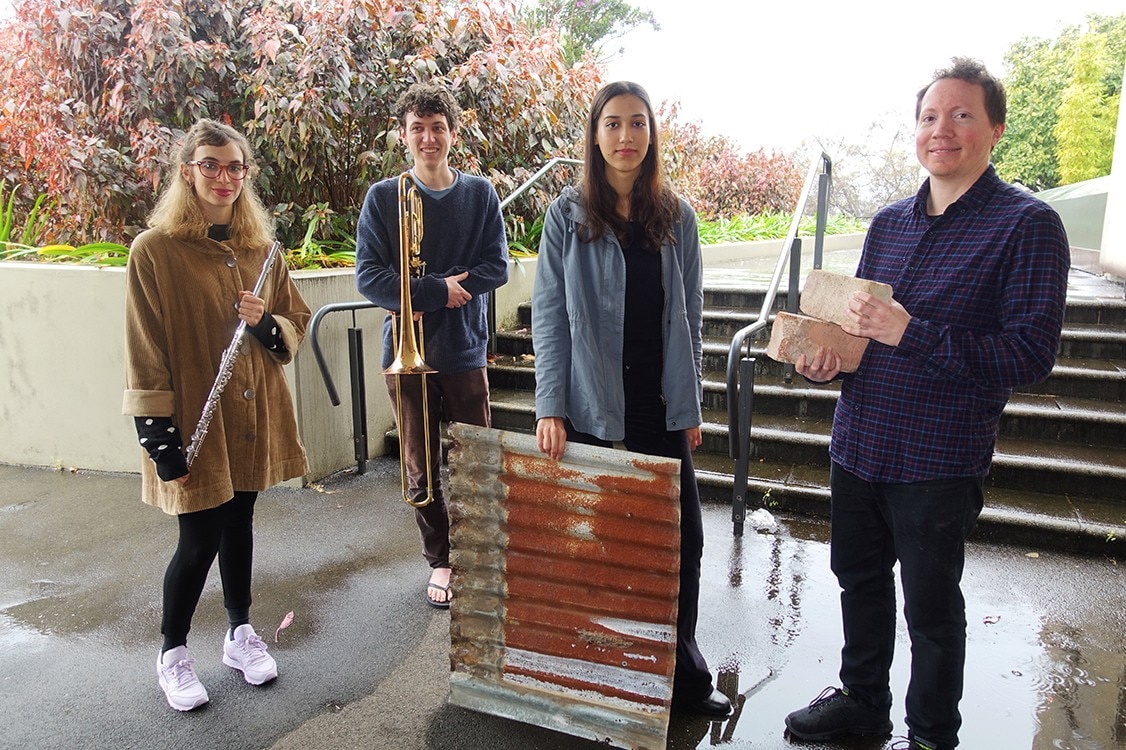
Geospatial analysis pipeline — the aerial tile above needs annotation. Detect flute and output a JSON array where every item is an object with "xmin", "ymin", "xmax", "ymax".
[{"xmin": 184, "ymin": 241, "xmax": 284, "ymax": 469}]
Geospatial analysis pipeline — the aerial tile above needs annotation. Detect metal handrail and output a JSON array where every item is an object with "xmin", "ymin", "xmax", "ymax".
[
  {"xmin": 309, "ymin": 301, "xmax": 383, "ymax": 405},
  {"xmin": 725, "ymin": 150, "xmax": 832, "ymax": 534},
  {"xmin": 725, "ymin": 150, "xmax": 832, "ymax": 454},
  {"xmin": 499, "ymin": 157, "xmax": 582, "ymax": 211},
  {"xmin": 490, "ymin": 158, "xmax": 582, "ymax": 354}
]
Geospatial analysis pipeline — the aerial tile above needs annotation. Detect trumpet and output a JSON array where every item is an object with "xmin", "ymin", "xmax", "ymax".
[{"xmin": 386, "ymin": 172, "xmax": 437, "ymax": 507}]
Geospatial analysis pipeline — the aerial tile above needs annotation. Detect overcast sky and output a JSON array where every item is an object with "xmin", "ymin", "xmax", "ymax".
[{"xmin": 604, "ymin": 0, "xmax": 1125, "ymax": 154}]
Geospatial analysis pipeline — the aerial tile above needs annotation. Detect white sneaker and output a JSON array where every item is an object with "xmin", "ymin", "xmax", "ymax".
[
  {"xmin": 157, "ymin": 646, "xmax": 209, "ymax": 711},
  {"xmin": 222, "ymin": 624, "xmax": 278, "ymax": 685}
]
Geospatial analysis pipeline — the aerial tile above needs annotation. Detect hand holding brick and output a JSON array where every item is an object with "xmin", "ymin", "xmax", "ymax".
[
  {"xmin": 800, "ymin": 270, "xmax": 893, "ymax": 326},
  {"xmin": 767, "ymin": 311, "xmax": 869, "ymax": 373},
  {"xmin": 766, "ymin": 271, "xmax": 895, "ymax": 374}
]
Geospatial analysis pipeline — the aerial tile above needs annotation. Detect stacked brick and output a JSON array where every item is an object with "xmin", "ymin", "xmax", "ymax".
[{"xmin": 766, "ymin": 270, "xmax": 894, "ymax": 373}]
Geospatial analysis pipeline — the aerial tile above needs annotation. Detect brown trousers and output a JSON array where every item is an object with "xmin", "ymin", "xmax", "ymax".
[{"xmin": 384, "ymin": 367, "xmax": 490, "ymax": 568}]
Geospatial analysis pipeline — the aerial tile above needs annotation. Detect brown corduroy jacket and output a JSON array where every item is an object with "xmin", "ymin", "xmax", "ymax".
[{"xmin": 122, "ymin": 229, "xmax": 309, "ymax": 515}]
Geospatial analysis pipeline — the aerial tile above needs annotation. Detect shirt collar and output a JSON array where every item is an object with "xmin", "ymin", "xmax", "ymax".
[{"xmin": 913, "ymin": 164, "xmax": 1002, "ymax": 218}]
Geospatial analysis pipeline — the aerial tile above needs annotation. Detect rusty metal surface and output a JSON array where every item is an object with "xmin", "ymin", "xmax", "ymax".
[{"xmin": 447, "ymin": 424, "xmax": 682, "ymax": 750}]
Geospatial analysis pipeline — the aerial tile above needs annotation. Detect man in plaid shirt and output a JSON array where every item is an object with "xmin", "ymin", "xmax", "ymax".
[{"xmin": 784, "ymin": 58, "xmax": 1070, "ymax": 750}]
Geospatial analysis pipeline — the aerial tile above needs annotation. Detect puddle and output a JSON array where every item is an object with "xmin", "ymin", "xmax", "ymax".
[{"xmin": 687, "ymin": 507, "xmax": 1126, "ymax": 748}]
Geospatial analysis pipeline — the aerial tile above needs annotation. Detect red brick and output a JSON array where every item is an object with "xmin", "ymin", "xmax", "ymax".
[
  {"xmin": 800, "ymin": 270, "xmax": 893, "ymax": 327},
  {"xmin": 766, "ymin": 311, "xmax": 869, "ymax": 373}
]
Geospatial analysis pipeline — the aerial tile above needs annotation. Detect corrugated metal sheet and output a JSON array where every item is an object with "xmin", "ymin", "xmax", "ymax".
[{"xmin": 446, "ymin": 424, "xmax": 682, "ymax": 750}]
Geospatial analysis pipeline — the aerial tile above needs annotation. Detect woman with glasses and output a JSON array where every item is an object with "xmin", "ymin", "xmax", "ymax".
[
  {"xmin": 531, "ymin": 81, "xmax": 733, "ymax": 719},
  {"xmin": 122, "ymin": 118, "xmax": 310, "ymax": 711}
]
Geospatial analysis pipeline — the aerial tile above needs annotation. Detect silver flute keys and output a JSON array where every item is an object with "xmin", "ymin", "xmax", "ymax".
[{"xmin": 184, "ymin": 241, "xmax": 284, "ymax": 469}]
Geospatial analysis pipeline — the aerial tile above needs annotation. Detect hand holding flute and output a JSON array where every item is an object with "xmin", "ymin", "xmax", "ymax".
[{"xmin": 184, "ymin": 241, "xmax": 284, "ymax": 469}]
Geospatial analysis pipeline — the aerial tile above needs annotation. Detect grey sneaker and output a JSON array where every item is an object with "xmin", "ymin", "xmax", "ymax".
[
  {"xmin": 157, "ymin": 646, "xmax": 209, "ymax": 711},
  {"xmin": 222, "ymin": 624, "xmax": 278, "ymax": 685},
  {"xmin": 784, "ymin": 686, "xmax": 892, "ymax": 740}
]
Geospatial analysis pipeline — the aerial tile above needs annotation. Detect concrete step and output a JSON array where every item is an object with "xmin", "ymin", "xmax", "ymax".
[
  {"xmin": 488, "ymin": 361, "xmax": 1126, "ymax": 448},
  {"xmin": 512, "ymin": 287, "xmax": 1126, "ymax": 330},
  {"xmin": 485, "ymin": 270, "xmax": 1125, "ymax": 555},
  {"xmin": 486, "ymin": 386, "xmax": 1126, "ymax": 502},
  {"xmin": 498, "ymin": 317, "xmax": 1126, "ymax": 396},
  {"xmin": 435, "ymin": 414, "xmax": 1125, "ymax": 556}
]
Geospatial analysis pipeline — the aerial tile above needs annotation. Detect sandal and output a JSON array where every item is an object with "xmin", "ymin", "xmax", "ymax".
[{"xmin": 425, "ymin": 582, "xmax": 451, "ymax": 609}]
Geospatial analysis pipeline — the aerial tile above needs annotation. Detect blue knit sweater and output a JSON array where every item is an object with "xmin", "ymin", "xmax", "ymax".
[{"xmin": 355, "ymin": 170, "xmax": 509, "ymax": 373}]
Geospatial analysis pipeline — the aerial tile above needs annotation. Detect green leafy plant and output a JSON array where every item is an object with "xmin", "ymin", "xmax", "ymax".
[
  {"xmin": 0, "ymin": 182, "xmax": 51, "ymax": 247},
  {"xmin": 994, "ymin": 13, "xmax": 1125, "ymax": 190},
  {"xmin": 0, "ymin": 0, "xmax": 602, "ymax": 248},
  {"xmin": 697, "ymin": 212, "xmax": 867, "ymax": 245},
  {"xmin": 518, "ymin": 0, "xmax": 659, "ymax": 65},
  {"xmin": 0, "ymin": 241, "xmax": 131, "ymax": 265},
  {"xmin": 284, "ymin": 203, "xmax": 357, "ymax": 270},
  {"xmin": 507, "ymin": 215, "xmax": 544, "ymax": 258}
]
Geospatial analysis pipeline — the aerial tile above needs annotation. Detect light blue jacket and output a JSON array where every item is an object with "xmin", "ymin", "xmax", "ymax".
[{"xmin": 532, "ymin": 186, "xmax": 704, "ymax": 441}]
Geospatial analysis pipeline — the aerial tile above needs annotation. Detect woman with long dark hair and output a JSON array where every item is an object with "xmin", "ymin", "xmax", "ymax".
[{"xmin": 531, "ymin": 81, "xmax": 732, "ymax": 718}]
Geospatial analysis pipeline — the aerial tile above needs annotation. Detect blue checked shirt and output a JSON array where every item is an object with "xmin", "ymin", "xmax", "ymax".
[{"xmin": 830, "ymin": 166, "xmax": 1070, "ymax": 482}]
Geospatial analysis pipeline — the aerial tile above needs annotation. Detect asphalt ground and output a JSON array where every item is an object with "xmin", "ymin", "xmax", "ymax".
[{"xmin": 1, "ymin": 457, "xmax": 1124, "ymax": 750}]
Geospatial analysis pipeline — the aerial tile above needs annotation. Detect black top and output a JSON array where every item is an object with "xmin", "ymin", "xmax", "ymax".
[{"xmin": 621, "ymin": 221, "xmax": 663, "ymax": 391}]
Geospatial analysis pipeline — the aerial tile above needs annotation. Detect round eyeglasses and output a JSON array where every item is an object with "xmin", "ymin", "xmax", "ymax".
[{"xmin": 187, "ymin": 160, "xmax": 249, "ymax": 180}]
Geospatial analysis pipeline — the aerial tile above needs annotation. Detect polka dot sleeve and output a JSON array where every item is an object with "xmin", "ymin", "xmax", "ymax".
[
  {"xmin": 134, "ymin": 416, "xmax": 189, "ymax": 481},
  {"xmin": 248, "ymin": 312, "xmax": 288, "ymax": 356}
]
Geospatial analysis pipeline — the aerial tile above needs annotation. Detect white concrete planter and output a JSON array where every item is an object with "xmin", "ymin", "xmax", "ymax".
[
  {"xmin": 0, "ymin": 263, "xmax": 392, "ymax": 482},
  {"xmin": 0, "ymin": 233, "xmax": 867, "ymax": 480}
]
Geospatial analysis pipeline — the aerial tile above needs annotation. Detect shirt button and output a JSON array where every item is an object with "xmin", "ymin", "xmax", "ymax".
[
  {"xmin": 226, "ymin": 256, "xmax": 237, "ymax": 268},
  {"xmin": 243, "ymin": 388, "xmax": 255, "ymax": 400}
]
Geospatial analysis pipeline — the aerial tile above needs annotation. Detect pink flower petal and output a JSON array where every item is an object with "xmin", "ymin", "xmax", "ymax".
[{"xmin": 275, "ymin": 610, "xmax": 295, "ymax": 642}]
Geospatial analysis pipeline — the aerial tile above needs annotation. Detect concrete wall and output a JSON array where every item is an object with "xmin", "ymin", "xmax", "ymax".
[
  {"xmin": 0, "ymin": 263, "xmax": 393, "ymax": 482},
  {"xmin": 1036, "ymin": 177, "xmax": 1110, "ymax": 252},
  {"xmin": 0, "ymin": 234, "xmax": 866, "ymax": 480}
]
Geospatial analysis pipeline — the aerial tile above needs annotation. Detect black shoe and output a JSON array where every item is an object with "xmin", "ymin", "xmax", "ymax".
[
  {"xmin": 784, "ymin": 686, "xmax": 892, "ymax": 741},
  {"xmin": 672, "ymin": 687, "xmax": 733, "ymax": 718}
]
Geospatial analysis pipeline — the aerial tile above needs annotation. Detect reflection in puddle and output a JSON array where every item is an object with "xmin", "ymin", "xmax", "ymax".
[
  {"xmin": 0, "ymin": 612, "xmax": 43, "ymax": 653},
  {"xmin": 696, "ymin": 507, "xmax": 1126, "ymax": 748},
  {"xmin": 1034, "ymin": 622, "xmax": 1126, "ymax": 748}
]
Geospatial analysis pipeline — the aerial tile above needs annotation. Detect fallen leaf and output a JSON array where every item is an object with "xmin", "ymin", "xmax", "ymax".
[
  {"xmin": 983, "ymin": 615, "xmax": 1000, "ymax": 625},
  {"xmin": 1025, "ymin": 552, "xmax": 1039, "ymax": 558},
  {"xmin": 275, "ymin": 610, "xmax": 294, "ymax": 643},
  {"xmin": 519, "ymin": 353, "xmax": 535, "ymax": 361}
]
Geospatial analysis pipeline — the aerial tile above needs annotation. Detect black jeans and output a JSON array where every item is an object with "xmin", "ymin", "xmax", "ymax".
[
  {"xmin": 829, "ymin": 462, "xmax": 983, "ymax": 746},
  {"xmin": 162, "ymin": 491, "xmax": 258, "ymax": 650},
  {"xmin": 564, "ymin": 393, "xmax": 713, "ymax": 702}
]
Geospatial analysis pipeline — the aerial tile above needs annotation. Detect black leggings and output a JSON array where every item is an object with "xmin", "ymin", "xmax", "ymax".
[{"xmin": 161, "ymin": 491, "xmax": 257, "ymax": 652}]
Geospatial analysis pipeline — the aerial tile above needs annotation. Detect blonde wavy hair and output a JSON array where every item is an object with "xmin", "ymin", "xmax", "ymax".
[{"xmin": 147, "ymin": 119, "xmax": 274, "ymax": 253}]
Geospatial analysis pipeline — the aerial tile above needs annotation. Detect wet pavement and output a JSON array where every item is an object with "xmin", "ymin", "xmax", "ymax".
[{"xmin": 1, "ymin": 458, "xmax": 1124, "ymax": 750}]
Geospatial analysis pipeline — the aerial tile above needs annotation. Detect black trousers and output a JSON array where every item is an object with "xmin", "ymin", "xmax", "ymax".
[
  {"xmin": 161, "ymin": 491, "xmax": 258, "ymax": 650},
  {"xmin": 830, "ymin": 462, "xmax": 983, "ymax": 746},
  {"xmin": 564, "ymin": 386, "xmax": 713, "ymax": 701}
]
